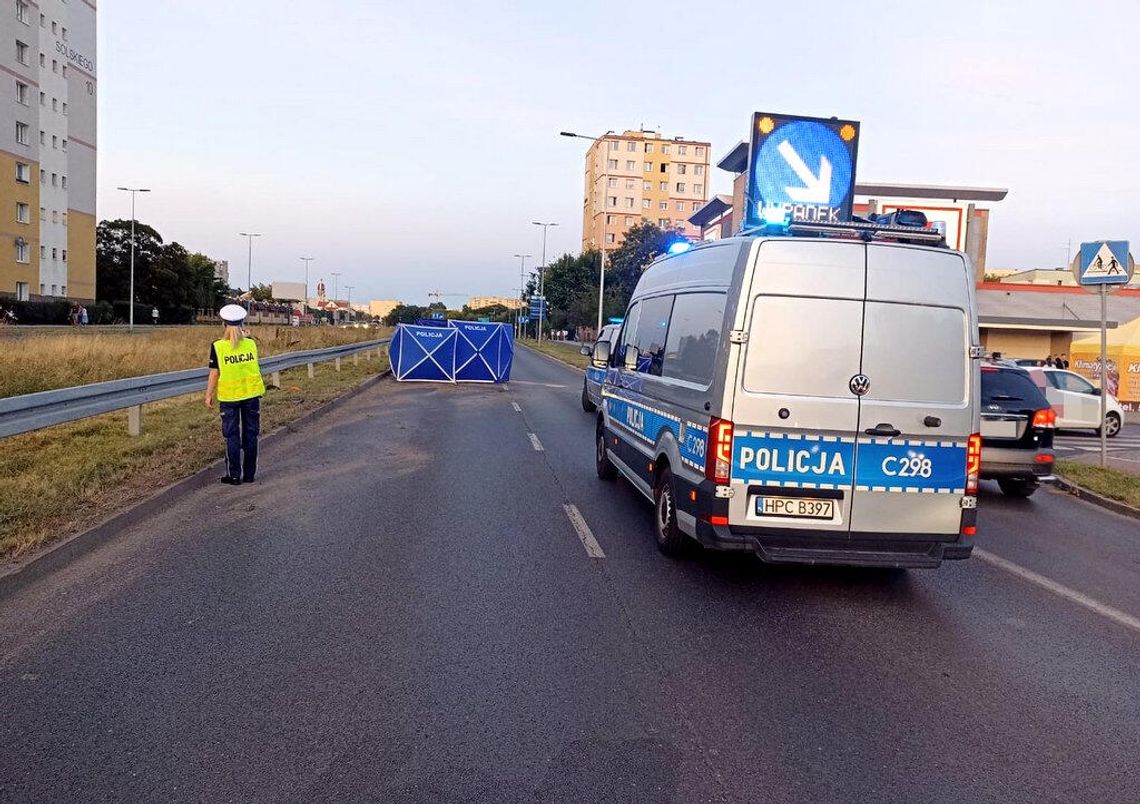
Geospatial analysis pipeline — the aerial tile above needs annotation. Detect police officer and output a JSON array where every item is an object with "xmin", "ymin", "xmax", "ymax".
[{"xmin": 204, "ymin": 304, "xmax": 266, "ymax": 485}]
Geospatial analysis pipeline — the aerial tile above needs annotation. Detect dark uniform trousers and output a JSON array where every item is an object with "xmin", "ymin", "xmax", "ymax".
[{"xmin": 220, "ymin": 397, "xmax": 260, "ymax": 481}]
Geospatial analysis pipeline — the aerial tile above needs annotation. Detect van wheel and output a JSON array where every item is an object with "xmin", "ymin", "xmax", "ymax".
[
  {"xmin": 998, "ymin": 478, "xmax": 1038, "ymax": 498},
  {"xmin": 596, "ymin": 426, "xmax": 617, "ymax": 480},
  {"xmin": 1098, "ymin": 412, "xmax": 1122, "ymax": 439},
  {"xmin": 653, "ymin": 468, "xmax": 689, "ymax": 557},
  {"xmin": 581, "ymin": 381, "xmax": 597, "ymax": 413}
]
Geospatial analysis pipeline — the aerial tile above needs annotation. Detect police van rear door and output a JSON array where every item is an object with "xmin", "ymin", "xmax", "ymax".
[
  {"xmin": 728, "ymin": 239, "xmax": 864, "ymax": 533},
  {"xmin": 849, "ymin": 244, "xmax": 974, "ymax": 536}
]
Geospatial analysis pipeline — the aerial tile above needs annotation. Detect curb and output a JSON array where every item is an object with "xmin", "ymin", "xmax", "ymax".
[
  {"xmin": 1048, "ymin": 474, "xmax": 1140, "ymax": 521},
  {"xmin": 518, "ymin": 342, "xmax": 587, "ymax": 372},
  {"xmin": 0, "ymin": 369, "xmax": 391, "ymax": 598}
]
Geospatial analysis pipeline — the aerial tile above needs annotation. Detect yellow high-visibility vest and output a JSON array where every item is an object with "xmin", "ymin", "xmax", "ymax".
[{"xmin": 214, "ymin": 337, "xmax": 266, "ymax": 402}]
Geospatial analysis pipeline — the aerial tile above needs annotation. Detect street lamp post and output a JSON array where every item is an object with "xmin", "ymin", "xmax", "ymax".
[
  {"xmin": 116, "ymin": 187, "xmax": 151, "ymax": 331},
  {"xmin": 238, "ymin": 232, "xmax": 261, "ymax": 310},
  {"xmin": 346, "ymin": 286, "xmax": 354, "ymax": 322},
  {"xmin": 300, "ymin": 256, "xmax": 314, "ymax": 320},
  {"xmin": 514, "ymin": 254, "xmax": 531, "ymax": 338},
  {"xmin": 330, "ymin": 271, "xmax": 342, "ymax": 324},
  {"xmin": 532, "ymin": 221, "xmax": 558, "ymax": 342},
  {"xmin": 561, "ymin": 130, "xmax": 614, "ymax": 335}
]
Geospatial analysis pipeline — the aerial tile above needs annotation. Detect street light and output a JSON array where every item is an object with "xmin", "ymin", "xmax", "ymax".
[
  {"xmin": 330, "ymin": 271, "xmax": 342, "ymax": 324},
  {"xmin": 346, "ymin": 286, "xmax": 354, "ymax": 321},
  {"xmin": 116, "ymin": 187, "xmax": 151, "ymax": 331},
  {"xmin": 532, "ymin": 221, "xmax": 558, "ymax": 342},
  {"xmin": 514, "ymin": 254, "xmax": 531, "ymax": 339},
  {"xmin": 238, "ymin": 232, "xmax": 262, "ymax": 310},
  {"xmin": 300, "ymin": 256, "xmax": 314, "ymax": 317},
  {"xmin": 560, "ymin": 130, "xmax": 614, "ymax": 334}
]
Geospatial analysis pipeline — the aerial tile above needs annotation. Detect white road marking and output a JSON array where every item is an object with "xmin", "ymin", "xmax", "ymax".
[
  {"xmin": 511, "ymin": 380, "xmax": 569, "ymax": 389},
  {"xmin": 974, "ymin": 548, "xmax": 1140, "ymax": 636},
  {"xmin": 563, "ymin": 504, "xmax": 605, "ymax": 558},
  {"xmin": 512, "ymin": 402, "xmax": 522, "ymax": 412},
  {"xmin": 528, "ymin": 432, "xmax": 544, "ymax": 451}
]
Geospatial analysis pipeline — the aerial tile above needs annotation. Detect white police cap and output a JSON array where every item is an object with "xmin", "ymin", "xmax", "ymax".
[{"xmin": 219, "ymin": 304, "xmax": 247, "ymax": 323}]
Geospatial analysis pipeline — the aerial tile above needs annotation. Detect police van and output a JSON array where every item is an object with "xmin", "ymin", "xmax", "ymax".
[
  {"xmin": 580, "ymin": 324, "xmax": 620, "ymax": 412},
  {"xmin": 592, "ymin": 217, "xmax": 982, "ymax": 569}
]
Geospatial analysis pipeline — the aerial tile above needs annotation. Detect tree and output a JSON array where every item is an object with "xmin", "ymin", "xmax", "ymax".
[
  {"xmin": 383, "ymin": 304, "xmax": 431, "ymax": 325},
  {"xmin": 249, "ymin": 283, "xmax": 274, "ymax": 302},
  {"xmin": 606, "ymin": 221, "xmax": 681, "ymax": 302},
  {"xmin": 96, "ymin": 219, "xmax": 166, "ymax": 304},
  {"xmin": 187, "ymin": 253, "xmax": 228, "ymax": 311}
]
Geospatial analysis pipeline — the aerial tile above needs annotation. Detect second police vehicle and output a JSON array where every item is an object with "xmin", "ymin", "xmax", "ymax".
[{"xmin": 592, "ymin": 214, "xmax": 982, "ymax": 569}]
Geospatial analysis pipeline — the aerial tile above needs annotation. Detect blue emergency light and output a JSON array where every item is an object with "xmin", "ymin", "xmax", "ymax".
[{"xmin": 667, "ymin": 240, "xmax": 692, "ymax": 255}]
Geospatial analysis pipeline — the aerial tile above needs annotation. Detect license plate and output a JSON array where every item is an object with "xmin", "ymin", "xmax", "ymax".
[
  {"xmin": 981, "ymin": 418, "xmax": 1019, "ymax": 438},
  {"xmin": 755, "ymin": 496, "xmax": 836, "ymax": 520}
]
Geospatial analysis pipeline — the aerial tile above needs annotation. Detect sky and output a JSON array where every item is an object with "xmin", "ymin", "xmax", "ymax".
[{"xmin": 98, "ymin": 0, "xmax": 1140, "ymax": 305}]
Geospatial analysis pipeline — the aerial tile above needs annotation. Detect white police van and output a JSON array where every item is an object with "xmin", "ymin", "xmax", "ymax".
[
  {"xmin": 593, "ymin": 217, "xmax": 982, "ymax": 568},
  {"xmin": 581, "ymin": 324, "xmax": 620, "ymax": 412}
]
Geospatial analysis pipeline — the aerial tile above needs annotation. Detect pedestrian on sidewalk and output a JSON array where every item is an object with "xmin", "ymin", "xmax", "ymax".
[{"xmin": 204, "ymin": 304, "xmax": 266, "ymax": 486}]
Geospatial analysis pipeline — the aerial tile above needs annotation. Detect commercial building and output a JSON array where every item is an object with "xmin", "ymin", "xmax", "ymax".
[
  {"xmin": 213, "ymin": 259, "xmax": 230, "ymax": 288},
  {"xmin": 1, "ymin": 0, "xmax": 96, "ymax": 302},
  {"xmin": 580, "ymin": 129, "xmax": 711, "ymax": 254},
  {"xmin": 368, "ymin": 299, "xmax": 400, "ymax": 319},
  {"xmin": 467, "ymin": 295, "xmax": 523, "ymax": 311}
]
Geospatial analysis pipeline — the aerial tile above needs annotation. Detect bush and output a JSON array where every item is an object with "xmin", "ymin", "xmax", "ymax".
[{"xmin": 6, "ymin": 299, "xmax": 73, "ymax": 325}]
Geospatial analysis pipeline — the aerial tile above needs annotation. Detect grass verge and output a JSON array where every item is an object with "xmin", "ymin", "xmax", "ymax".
[
  {"xmin": 0, "ymin": 351, "xmax": 388, "ymax": 560},
  {"xmin": 521, "ymin": 338, "xmax": 590, "ymax": 370},
  {"xmin": 1056, "ymin": 460, "xmax": 1140, "ymax": 510}
]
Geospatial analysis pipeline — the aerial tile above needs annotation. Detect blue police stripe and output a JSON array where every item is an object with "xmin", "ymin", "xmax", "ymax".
[
  {"xmin": 854, "ymin": 441, "xmax": 966, "ymax": 493},
  {"xmin": 604, "ymin": 394, "xmax": 707, "ymax": 471}
]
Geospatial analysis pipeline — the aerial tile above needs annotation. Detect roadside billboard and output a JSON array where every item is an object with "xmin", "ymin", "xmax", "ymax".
[{"xmin": 272, "ymin": 281, "xmax": 307, "ymax": 302}]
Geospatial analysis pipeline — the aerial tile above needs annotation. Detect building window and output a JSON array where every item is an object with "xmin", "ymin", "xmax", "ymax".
[
  {"xmin": 15, "ymin": 121, "xmax": 28, "ymax": 144},
  {"xmin": 51, "ymin": 172, "xmax": 57, "ymax": 186},
  {"xmin": 695, "ymin": 184, "xmax": 703, "ymax": 194},
  {"xmin": 625, "ymin": 178, "xmax": 634, "ymax": 189},
  {"xmin": 51, "ymin": 247, "xmax": 57, "ymax": 259},
  {"xmin": 62, "ymin": 102, "xmax": 67, "ymax": 116},
  {"xmin": 606, "ymin": 233, "xmax": 615, "ymax": 243},
  {"xmin": 15, "ymin": 242, "xmax": 28, "ymax": 264},
  {"xmin": 52, "ymin": 135, "xmax": 57, "ymax": 150},
  {"xmin": 40, "ymin": 245, "xmax": 45, "ymax": 259},
  {"xmin": 39, "ymin": 282, "xmax": 43, "ymax": 294},
  {"xmin": 15, "ymin": 161, "xmax": 29, "ymax": 182},
  {"xmin": 62, "ymin": 249, "xmax": 67, "ymax": 262},
  {"xmin": 16, "ymin": 281, "xmax": 30, "ymax": 300},
  {"xmin": 625, "ymin": 160, "xmax": 636, "ymax": 171},
  {"xmin": 15, "ymin": 80, "xmax": 28, "ymax": 104},
  {"xmin": 61, "ymin": 26, "xmax": 67, "ymax": 41},
  {"xmin": 16, "ymin": 0, "xmax": 29, "ymax": 23},
  {"xmin": 643, "ymin": 181, "xmax": 651, "ymax": 191},
  {"xmin": 38, "ymin": 11, "xmax": 42, "ymax": 26},
  {"xmin": 627, "ymin": 142, "xmax": 636, "ymax": 152},
  {"xmin": 642, "ymin": 199, "xmax": 651, "ymax": 209},
  {"xmin": 695, "ymin": 147, "xmax": 705, "ymax": 156},
  {"xmin": 16, "ymin": 40, "xmax": 28, "ymax": 64},
  {"xmin": 39, "ymin": 130, "xmax": 44, "ymax": 144},
  {"xmin": 60, "ymin": 284, "xmax": 65, "ymax": 294},
  {"xmin": 676, "ymin": 201, "xmax": 684, "ymax": 211},
  {"xmin": 606, "ymin": 159, "xmax": 617, "ymax": 169},
  {"xmin": 662, "ymin": 145, "xmax": 671, "ymax": 155},
  {"xmin": 658, "ymin": 218, "xmax": 668, "ymax": 227},
  {"xmin": 51, "ymin": 20, "xmax": 56, "ymax": 34},
  {"xmin": 16, "ymin": 202, "xmax": 29, "ymax": 223},
  {"xmin": 61, "ymin": 175, "xmax": 66, "ymax": 188},
  {"xmin": 693, "ymin": 202, "xmax": 701, "ymax": 211},
  {"xmin": 659, "ymin": 201, "xmax": 667, "ymax": 210},
  {"xmin": 51, "ymin": 97, "xmax": 57, "ymax": 111},
  {"xmin": 643, "ymin": 161, "xmax": 652, "ymax": 172},
  {"xmin": 624, "ymin": 216, "xmax": 633, "ymax": 225},
  {"xmin": 678, "ymin": 145, "xmax": 688, "ymax": 155},
  {"xmin": 677, "ymin": 183, "xmax": 686, "ymax": 192},
  {"xmin": 695, "ymin": 165, "xmax": 705, "ymax": 176},
  {"xmin": 607, "ymin": 177, "xmax": 617, "ymax": 187},
  {"xmin": 38, "ymin": 205, "xmax": 44, "ymax": 220},
  {"xmin": 38, "ymin": 90, "xmax": 43, "ymax": 105},
  {"xmin": 608, "ymin": 140, "xmax": 619, "ymax": 150},
  {"xmin": 50, "ymin": 284, "xmax": 55, "ymax": 294},
  {"xmin": 61, "ymin": 212, "xmax": 67, "ymax": 225},
  {"xmin": 660, "ymin": 163, "xmax": 668, "ymax": 173},
  {"xmin": 51, "ymin": 59, "xmax": 57, "ymax": 73},
  {"xmin": 39, "ymin": 168, "xmax": 44, "ymax": 183},
  {"xmin": 660, "ymin": 181, "xmax": 667, "ymax": 191},
  {"xmin": 607, "ymin": 195, "xmax": 617, "ymax": 207},
  {"xmin": 61, "ymin": 139, "xmax": 66, "ymax": 151},
  {"xmin": 61, "ymin": 65, "xmax": 67, "ymax": 77},
  {"xmin": 51, "ymin": 209, "xmax": 57, "ymax": 223},
  {"xmin": 645, "ymin": 143, "xmax": 654, "ymax": 153},
  {"xmin": 605, "ymin": 214, "xmax": 615, "ymax": 224},
  {"xmin": 625, "ymin": 197, "xmax": 634, "ymax": 208},
  {"xmin": 677, "ymin": 164, "xmax": 686, "ymax": 175}
]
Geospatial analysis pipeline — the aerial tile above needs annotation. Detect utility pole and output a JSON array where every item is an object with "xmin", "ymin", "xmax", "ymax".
[
  {"xmin": 300, "ymin": 257, "xmax": 314, "ymax": 319},
  {"xmin": 532, "ymin": 221, "xmax": 558, "ymax": 342},
  {"xmin": 239, "ymin": 232, "xmax": 261, "ymax": 310},
  {"xmin": 330, "ymin": 271, "xmax": 342, "ymax": 324},
  {"xmin": 514, "ymin": 254, "xmax": 531, "ymax": 339},
  {"xmin": 116, "ymin": 187, "xmax": 150, "ymax": 331}
]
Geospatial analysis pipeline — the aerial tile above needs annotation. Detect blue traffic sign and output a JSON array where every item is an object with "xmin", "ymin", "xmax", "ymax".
[
  {"xmin": 744, "ymin": 112, "xmax": 860, "ymax": 229},
  {"xmin": 1076, "ymin": 240, "xmax": 1132, "ymax": 286}
]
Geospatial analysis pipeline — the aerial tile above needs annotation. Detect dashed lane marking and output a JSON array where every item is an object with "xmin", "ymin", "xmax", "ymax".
[
  {"xmin": 512, "ymin": 402, "xmax": 522, "ymax": 413},
  {"xmin": 563, "ymin": 504, "xmax": 605, "ymax": 558},
  {"xmin": 528, "ymin": 432, "xmax": 544, "ymax": 451},
  {"xmin": 974, "ymin": 548, "xmax": 1140, "ymax": 636}
]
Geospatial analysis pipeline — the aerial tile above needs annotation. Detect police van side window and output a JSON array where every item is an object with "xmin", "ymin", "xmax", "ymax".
[
  {"xmin": 614, "ymin": 303, "xmax": 641, "ymax": 367},
  {"xmin": 662, "ymin": 292, "xmax": 725, "ymax": 386},
  {"xmin": 632, "ymin": 295, "xmax": 674, "ymax": 376}
]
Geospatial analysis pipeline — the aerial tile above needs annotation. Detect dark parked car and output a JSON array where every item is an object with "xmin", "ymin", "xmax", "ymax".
[{"xmin": 979, "ymin": 363, "xmax": 1056, "ymax": 497}]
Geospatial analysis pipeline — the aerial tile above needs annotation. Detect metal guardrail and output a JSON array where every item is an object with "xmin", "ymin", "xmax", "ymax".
[{"xmin": 0, "ymin": 338, "xmax": 390, "ymax": 438}]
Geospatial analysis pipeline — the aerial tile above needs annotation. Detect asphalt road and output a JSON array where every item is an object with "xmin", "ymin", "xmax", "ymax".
[
  {"xmin": 2, "ymin": 347, "xmax": 1139, "ymax": 802},
  {"xmin": 1055, "ymin": 429, "xmax": 1140, "ymax": 472}
]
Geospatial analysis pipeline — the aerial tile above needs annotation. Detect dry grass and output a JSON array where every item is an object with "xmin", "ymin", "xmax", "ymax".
[
  {"xmin": 0, "ymin": 351, "xmax": 390, "ymax": 560},
  {"xmin": 0, "ymin": 325, "xmax": 391, "ymax": 398},
  {"xmin": 521, "ymin": 338, "xmax": 591, "ymax": 370},
  {"xmin": 1056, "ymin": 460, "xmax": 1140, "ymax": 510}
]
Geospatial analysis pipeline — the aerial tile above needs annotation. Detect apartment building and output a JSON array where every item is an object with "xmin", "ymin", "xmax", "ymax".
[
  {"xmin": 1, "ymin": 0, "xmax": 96, "ymax": 302},
  {"xmin": 580, "ymin": 129, "xmax": 710, "ymax": 253}
]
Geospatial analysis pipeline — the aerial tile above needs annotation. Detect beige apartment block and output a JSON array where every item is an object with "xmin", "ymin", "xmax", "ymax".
[{"xmin": 580, "ymin": 129, "xmax": 710, "ymax": 254}]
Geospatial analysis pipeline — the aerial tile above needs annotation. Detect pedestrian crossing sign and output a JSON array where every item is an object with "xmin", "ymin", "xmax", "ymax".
[{"xmin": 1076, "ymin": 240, "xmax": 1132, "ymax": 287}]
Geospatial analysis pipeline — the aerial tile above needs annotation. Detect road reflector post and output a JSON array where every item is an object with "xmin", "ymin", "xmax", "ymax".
[
  {"xmin": 307, "ymin": 363, "xmax": 315, "ymax": 379},
  {"xmin": 335, "ymin": 357, "xmax": 341, "ymax": 372},
  {"xmin": 127, "ymin": 404, "xmax": 143, "ymax": 437}
]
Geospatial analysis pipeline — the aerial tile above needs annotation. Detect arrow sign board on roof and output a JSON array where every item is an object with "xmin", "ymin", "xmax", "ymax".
[
  {"xmin": 1073, "ymin": 240, "xmax": 1133, "ymax": 288},
  {"xmin": 744, "ymin": 112, "xmax": 860, "ymax": 229}
]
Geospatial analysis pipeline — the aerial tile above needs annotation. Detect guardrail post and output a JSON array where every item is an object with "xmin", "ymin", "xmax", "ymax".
[
  {"xmin": 271, "ymin": 371, "xmax": 281, "ymax": 388},
  {"xmin": 128, "ymin": 404, "xmax": 143, "ymax": 437},
  {"xmin": 365, "ymin": 350, "xmax": 371, "ymax": 362},
  {"xmin": 353, "ymin": 352, "xmax": 359, "ymax": 366},
  {"xmin": 308, "ymin": 363, "xmax": 315, "ymax": 379},
  {"xmin": 335, "ymin": 357, "xmax": 341, "ymax": 372}
]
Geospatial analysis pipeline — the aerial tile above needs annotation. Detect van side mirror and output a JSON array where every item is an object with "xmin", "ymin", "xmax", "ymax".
[
  {"xmin": 623, "ymin": 345, "xmax": 640, "ymax": 371},
  {"xmin": 592, "ymin": 340, "xmax": 611, "ymax": 369},
  {"xmin": 580, "ymin": 345, "xmax": 591, "ymax": 356}
]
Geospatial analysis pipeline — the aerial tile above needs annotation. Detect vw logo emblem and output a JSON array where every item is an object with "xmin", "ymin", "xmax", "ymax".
[{"xmin": 849, "ymin": 374, "xmax": 871, "ymax": 396}]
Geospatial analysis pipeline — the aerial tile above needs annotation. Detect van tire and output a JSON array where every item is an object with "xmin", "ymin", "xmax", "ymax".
[
  {"xmin": 998, "ymin": 478, "xmax": 1038, "ymax": 498},
  {"xmin": 596, "ymin": 424, "xmax": 617, "ymax": 480},
  {"xmin": 653, "ymin": 468, "xmax": 689, "ymax": 557},
  {"xmin": 581, "ymin": 381, "xmax": 597, "ymax": 413},
  {"xmin": 1098, "ymin": 412, "xmax": 1121, "ymax": 439}
]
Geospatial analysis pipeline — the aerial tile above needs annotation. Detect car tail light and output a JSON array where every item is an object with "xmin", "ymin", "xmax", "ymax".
[
  {"xmin": 705, "ymin": 417, "xmax": 734, "ymax": 485},
  {"xmin": 1032, "ymin": 409, "xmax": 1056, "ymax": 428},
  {"xmin": 962, "ymin": 526, "xmax": 977, "ymax": 537},
  {"xmin": 965, "ymin": 433, "xmax": 982, "ymax": 495},
  {"xmin": 1036, "ymin": 454, "xmax": 1054, "ymax": 464}
]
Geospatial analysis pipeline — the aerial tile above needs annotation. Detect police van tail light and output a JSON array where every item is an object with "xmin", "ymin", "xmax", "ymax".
[
  {"xmin": 706, "ymin": 417, "xmax": 734, "ymax": 485},
  {"xmin": 965, "ymin": 433, "xmax": 982, "ymax": 495},
  {"xmin": 1032, "ymin": 409, "xmax": 1056, "ymax": 428}
]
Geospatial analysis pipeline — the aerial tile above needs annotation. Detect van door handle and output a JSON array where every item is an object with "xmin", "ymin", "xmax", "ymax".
[{"xmin": 864, "ymin": 424, "xmax": 902, "ymax": 437}]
